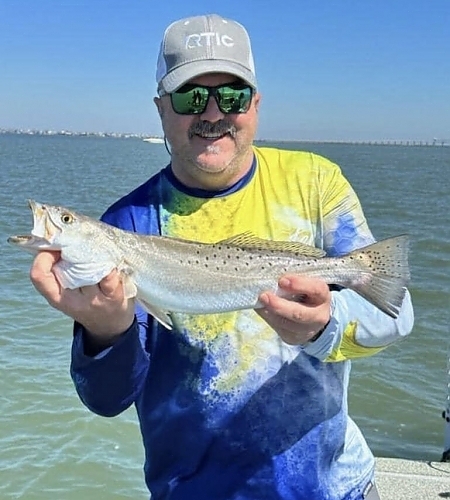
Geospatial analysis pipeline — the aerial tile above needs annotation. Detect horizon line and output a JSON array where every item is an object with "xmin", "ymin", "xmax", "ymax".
[{"xmin": 0, "ymin": 128, "xmax": 448, "ymax": 146}]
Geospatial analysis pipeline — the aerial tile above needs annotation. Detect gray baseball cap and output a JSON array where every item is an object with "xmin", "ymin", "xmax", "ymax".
[{"xmin": 156, "ymin": 14, "xmax": 257, "ymax": 95}]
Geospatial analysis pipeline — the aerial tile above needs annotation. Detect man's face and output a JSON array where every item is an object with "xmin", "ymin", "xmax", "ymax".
[{"xmin": 155, "ymin": 73, "xmax": 261, "ymax": 190}]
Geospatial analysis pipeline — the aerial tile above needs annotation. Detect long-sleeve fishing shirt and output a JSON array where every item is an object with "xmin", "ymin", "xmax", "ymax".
[{"xmin": 71, "ymin": 146, "xmax": 414, "ymax": 500}]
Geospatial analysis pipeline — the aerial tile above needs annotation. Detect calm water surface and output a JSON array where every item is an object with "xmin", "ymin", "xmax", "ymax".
[{"xmin": 1, "ymin": 134, "xmax": 449, "ymax": 498}]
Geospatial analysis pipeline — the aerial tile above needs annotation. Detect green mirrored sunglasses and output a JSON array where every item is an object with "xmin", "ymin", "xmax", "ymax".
[{"xmin": 169, "ymin": 82, "xmax": 253, "ymax": 115}]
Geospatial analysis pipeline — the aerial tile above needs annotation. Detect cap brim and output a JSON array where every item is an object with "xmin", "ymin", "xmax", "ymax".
[{"xmin": 159, "ymin": 60, "xmax": 257, "ymax": 93}]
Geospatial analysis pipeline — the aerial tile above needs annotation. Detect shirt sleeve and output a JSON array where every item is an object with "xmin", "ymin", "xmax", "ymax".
[
  {"xmin": 70, "ymin": 308, "xmax": 151, "ymax": 417},
  {"xmin": 303, "ymin": 157, "xmax": 414, "ymax": 361},
  {"xmin": 303, "ymin": 289, "xmax": 414, "ymax": 361}
]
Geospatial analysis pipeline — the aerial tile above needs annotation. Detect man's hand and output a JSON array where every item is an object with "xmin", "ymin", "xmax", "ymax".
[
  {"xmin": 257, "ymin": 275, "xmax": 331, "ymax": 345},
  {"xmin": 30, "ymin": 251, "xmax": 135, "ymax": 348}
]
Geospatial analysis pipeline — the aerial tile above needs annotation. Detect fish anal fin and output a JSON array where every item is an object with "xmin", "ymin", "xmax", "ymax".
[
  {"xmin": 137, "ymin": 298, "xmax": 173, "ymax": 330},
  {"xmin": 218, "ymin": 232, "xmax": 326, "ymax": 258}
]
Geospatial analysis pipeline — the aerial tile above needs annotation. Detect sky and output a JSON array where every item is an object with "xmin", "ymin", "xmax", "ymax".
[{"xmin": 0, "ymin": 0, "xmax": 449, "ymax": 142}]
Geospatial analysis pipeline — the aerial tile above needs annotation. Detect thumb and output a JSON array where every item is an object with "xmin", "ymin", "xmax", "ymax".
[{"xmin": 30, "ymin": 251, "xmax": 62, "ymax": 300}]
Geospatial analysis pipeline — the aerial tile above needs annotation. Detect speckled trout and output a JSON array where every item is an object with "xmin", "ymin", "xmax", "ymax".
[{"xmin": 8, "ymin": 200, "xmax": 410, "ymax": 328}]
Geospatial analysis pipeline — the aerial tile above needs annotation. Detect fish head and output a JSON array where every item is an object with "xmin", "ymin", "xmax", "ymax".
[
  {"xmin": 8, "ymin": 200, "xmax": 106, "ymax": 262},
  {"xmin": 8, "ymin": 200, "xmax": 60, "ymax": 254}
]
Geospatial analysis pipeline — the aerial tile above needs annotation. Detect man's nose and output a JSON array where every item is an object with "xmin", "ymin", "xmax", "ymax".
[{"xmin": 200, "ymin": 95, "xmax": 225, "ymax": 121}]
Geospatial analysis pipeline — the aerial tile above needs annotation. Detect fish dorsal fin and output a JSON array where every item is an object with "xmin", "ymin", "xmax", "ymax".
[
  {"xmin": 218, "ymin": 232, "xmax": 326, "ymax": 258},
  {"xmin": 137, "ymin": 298, "xmax": 173, "ymax": 330}
]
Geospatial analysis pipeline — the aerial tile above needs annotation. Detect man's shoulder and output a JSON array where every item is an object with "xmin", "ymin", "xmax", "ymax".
[{"xmin": 253, "ymin": 145, "xmax": 340, "ymax": 174}]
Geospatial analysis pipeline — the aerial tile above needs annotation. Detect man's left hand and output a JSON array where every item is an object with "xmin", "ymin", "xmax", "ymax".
[{"xmin": 256, "ymin": 275, "xmax": 331, "ymax": 345}]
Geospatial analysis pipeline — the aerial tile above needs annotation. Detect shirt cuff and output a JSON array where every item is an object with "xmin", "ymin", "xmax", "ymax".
[
  {"xmin": 72, "ymin": 318, "xmax": 139, "ymax": 367},
  {"xmin": 302, "ymin": 316, "xmax": 339, "ymax": 360}
]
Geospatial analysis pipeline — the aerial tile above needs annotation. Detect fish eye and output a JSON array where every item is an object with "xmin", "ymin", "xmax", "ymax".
[{"xmin": 61, "ymin": 212, "xmax": 74, "ymax": 224}]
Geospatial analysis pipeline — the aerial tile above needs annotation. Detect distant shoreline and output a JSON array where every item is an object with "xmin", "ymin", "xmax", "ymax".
[{"xmin": 0, "ymin": 129, "xmax": 447, "ymax": 147}]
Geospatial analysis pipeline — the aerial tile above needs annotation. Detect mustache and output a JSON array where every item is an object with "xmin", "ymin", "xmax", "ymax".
[{"xmin": 188, "ymin": 120, "xmax": 237, "ymax": 139}]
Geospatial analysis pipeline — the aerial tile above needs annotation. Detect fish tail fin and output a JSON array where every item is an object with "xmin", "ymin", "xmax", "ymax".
[{"xmin": 346, "ymin": 235, "xmax": 410, "ymax": 318}]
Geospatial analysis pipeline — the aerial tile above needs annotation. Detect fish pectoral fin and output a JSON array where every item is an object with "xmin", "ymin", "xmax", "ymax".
[
  {"xmin": 117, "ymin": 261, "xmax": 137, "ymax": 299},
  {"xmin": 136, "ymin": 298, "xmax": 173, "ymax": 330},
  {"xmin": 219, "ymin": 232, "xmax": 326, "ymax": 257},
  {"xmin": 121, "ymin": 275, "xmax": 138, "ymax": 299}
]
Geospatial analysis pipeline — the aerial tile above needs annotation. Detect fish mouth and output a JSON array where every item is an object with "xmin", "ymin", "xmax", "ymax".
[
  {"xmin": 7, "ymin": 234, "xmax": 53, "ymax": 251},
  {"xmin": 8, "ymin": 235, "xmax": 33, "ymax": 244},
  {"xmin": 29, "ymin": 200, "xmax": 62, "ymax": 242},
  {"xmin": 8, "ymin": 200, "xmax": 62, "ymax": 251}
]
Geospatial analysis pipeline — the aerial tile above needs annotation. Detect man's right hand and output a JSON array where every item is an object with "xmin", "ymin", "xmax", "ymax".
[{"xmin": 30, "ymin": 251, "xmax": 136, "ymax": 349}]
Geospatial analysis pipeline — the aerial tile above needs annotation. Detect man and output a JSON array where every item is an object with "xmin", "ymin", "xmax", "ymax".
[{"xmin": 31, "ymin": 13, "xmax": 413, "ymax": 500}]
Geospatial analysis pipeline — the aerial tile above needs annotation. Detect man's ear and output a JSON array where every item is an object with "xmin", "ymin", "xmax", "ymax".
[
  {"xmin": 154, "ymin": 96, "xmax": 164, "ymax": 118},
  {"xmin": 253, "ymin": 92, "xmax": 262, "ymax": 112}
]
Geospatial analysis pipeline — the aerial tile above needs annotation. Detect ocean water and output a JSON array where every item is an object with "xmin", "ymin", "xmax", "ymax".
[{"xmin": 1, "ymin": 134, "xmax": 449, "ymax": 499}]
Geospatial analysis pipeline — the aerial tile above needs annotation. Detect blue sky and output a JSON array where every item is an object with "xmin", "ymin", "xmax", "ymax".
[{"xmin": 1, "ymin": 0, "xmax": 449, "ymax": 141}]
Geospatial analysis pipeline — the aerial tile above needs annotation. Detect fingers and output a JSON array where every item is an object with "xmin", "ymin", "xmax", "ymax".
[
  {"xmin": 260, "ymin": 275, "xmax": 330, "ymax": 317},
  {"xmin": 78, "ymin": 270, "xmax": 122, "ymax": 299},
  {"xmin": 31, "ymin": 254, "xmax": 123, "ymax": 310},
  {"xmin": 30, "ymin": 251, "xmax": 60, "ymax": 278},
  {"xmin": 256, "ymin": 307, "xmax": 303, "ymax": 333},
  {"xmin": 257, "ymin": 275, "xmax": 331, "ymax": 345},
  {"xmin": 259, "ymin": 292, "xmax": 311, "ymax": 323},
  {"xmin": 77, "ymin": 271, "xmax": 135, "ymax": 338},
  {"xmin": 277, "ymin": 275, "xmax": 330, "ymax": 305},
  {"xmin": 256, "ymin": 306, "xmax": 318, "ymax": 345},
  {"xmin": 29, "ymin": 255, "xmax": 134, "ymax": 341}
]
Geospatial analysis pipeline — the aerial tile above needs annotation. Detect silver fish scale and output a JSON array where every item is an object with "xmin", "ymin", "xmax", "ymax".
[{"xmin": 129, "ymin": 237, "xmax": 369, "ymax": 314}]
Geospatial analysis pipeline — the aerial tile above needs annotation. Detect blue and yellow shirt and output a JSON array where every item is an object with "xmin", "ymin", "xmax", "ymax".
[{"xmin": 71, "ymin": 146, "xmax": 413, "ymax": 500}]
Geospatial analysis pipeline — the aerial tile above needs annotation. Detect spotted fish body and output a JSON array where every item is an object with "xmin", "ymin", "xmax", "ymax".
[{"xmin": 8, "ymin": 201, "xmax": 410, "ymax": 328}]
